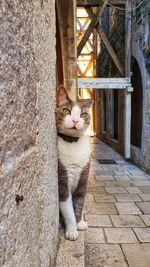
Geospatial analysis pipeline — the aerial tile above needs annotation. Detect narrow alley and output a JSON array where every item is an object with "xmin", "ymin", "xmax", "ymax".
[
  {"xmin": 56, "ymin": 137, "xmax": 150, "ymax": 267},
  {"xmin": 1, "ymin": 1, "xmax": 150, "ymax": 266}
]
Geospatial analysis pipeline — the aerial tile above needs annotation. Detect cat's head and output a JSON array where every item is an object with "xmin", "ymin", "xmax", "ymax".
[{"xmin": 56, "ymin": 85, "xmax": 93, "ymax": 137}]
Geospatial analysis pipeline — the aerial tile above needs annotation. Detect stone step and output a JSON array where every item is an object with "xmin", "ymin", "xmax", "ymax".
[{"xmin": 56, "ymin": 232, "xmax": 85, "ymax": 267}]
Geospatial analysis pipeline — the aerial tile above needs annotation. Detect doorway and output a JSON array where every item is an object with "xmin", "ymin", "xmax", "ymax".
[{"xmin": 131, "ymin": 58, "xmax": 143, "ymax": 148}]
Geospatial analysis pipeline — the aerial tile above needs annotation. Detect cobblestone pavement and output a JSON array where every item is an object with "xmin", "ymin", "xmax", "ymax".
[{"xmin": 56, "ymin": 138, "xmax": 150, "ymax": 267}]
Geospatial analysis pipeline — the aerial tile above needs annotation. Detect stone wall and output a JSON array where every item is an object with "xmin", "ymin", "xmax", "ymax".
[
  {"xmin": 131, "ymin": 0, "xmax": 150, "ymax": 172},
  {"xmin": 0, "ymin": 1, "xmax": 59, "ymax": 267}
]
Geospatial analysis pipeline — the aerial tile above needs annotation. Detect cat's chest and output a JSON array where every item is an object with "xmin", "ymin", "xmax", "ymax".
[
  {"xmin": 58, "ymin": 135, "xmax": 90, "ymax": 168},
  {"xmin": 58, "ymin": 135, "xmax": 90, "ymax": 192}
]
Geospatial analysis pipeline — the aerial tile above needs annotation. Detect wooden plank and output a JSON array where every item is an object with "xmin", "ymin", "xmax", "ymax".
[
  {"xmin": 86, "ymin": 7, "xmax": 124, "ymax": 76},
  {"xmin": 124, "ymin": 0, "xmax": 132, "ymax": 159},
  {"xmin": 77, "ymin": 2, "xmax": 107, "ymax": 57},
  {"xmin": 77, "ymin": 0, "xmax": 125, "ymax": 6},
  {"xmin": 124, "ymin": 90, "xmax": 131, "ymax": 158},
  {"xmin": 77, "ymin": 0, "xmax": 102, "ymax": 7},
  {"xmin": 78, "ymin": 78, "xmax": 131, "ymax": 89}
]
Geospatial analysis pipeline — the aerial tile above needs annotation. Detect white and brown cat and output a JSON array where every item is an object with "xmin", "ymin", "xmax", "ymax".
[{"xmin": 56, "ymin": 85, "xmax": 93, "ymax": 241}]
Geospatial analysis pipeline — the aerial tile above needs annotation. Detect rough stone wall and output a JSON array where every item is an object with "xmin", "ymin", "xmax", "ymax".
[
  {"xmin": 131, "ymin": 0, "xmax": 150, "ymax": 173},
  {"xmin": 0, "ymin": 1, "xmax": 59, "ymax": 267}
]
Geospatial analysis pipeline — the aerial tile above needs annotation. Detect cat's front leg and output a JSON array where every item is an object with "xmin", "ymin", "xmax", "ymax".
[
  {"xmin": 73, "ymin": 163, "xmax": 90, "ymax": 231},
  {"xmin": 60, "ymin": 195, "xmax": 78, "ymax": 241}
]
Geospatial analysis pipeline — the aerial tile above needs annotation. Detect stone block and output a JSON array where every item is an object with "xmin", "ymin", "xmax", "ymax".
[
  {"xmin": 56, "ymin": 233, "xmax": 84, "ymax": 267},
  {"xmin": 104, "ymin": 228, "xmax": 138, "ymax": 243},
  {"xmin": 136, "ymin": 202, "xmax": 150, "ymax": 214},
  {"xmin": 115, "ymin": 175, "xmax": 131, "ymax": 181},
  {"xmin": 133, "ymin": 228, "xmax": 150, "ymax": 242},
  {"xmin": 115, "ymin": 193, "xmax": 141, "ymax": 202},
  {"xmin": 85, "ymin": 193, "xmax": 95, "ymax": 202},
  {"xmin": 131, "ymin": 181, "xmax": 150, "ymax": 186},
  {"xmin": 85, "ymin": 228, "xmax": 106, "ymax": 243},
  {"xmin": 139, "ymin": 186, "xmax": 150, "ymax": 193},
  {"xmin": 126, "ymin": 186, "xmax": 142, "ymax": 193},
  {"xmin": 85, "ymin": 215, "xmax": 112, "ymax": 227},
  {"xmin": 130, "ymin": 176, "xmax": 148, "ymax": 181},
  {"xmin": 105, "ymin": 187, "xmax": 127, "ymax": 194},
  {"xmin": 84, "ymin": 202, "xmax": 118, "ymax": 215},
  {"xmin": 110, "ymin": 215, "xmax": 145, "ymax": 227},
  {"xmin": 122, "ymin": 244, "xmax": 150, "ymax": 267},
  {"xmin": 95, "ymin": 175, "xmax": 115, "ymax": 181},
  {"xmin": 85, "ymin": 244, "xmax": 128, "ymax": 267},
  {"xmin": 139, "ymin": 194, "xmax": 150, "ymax": 201},
  {"xmin": 94, "ymin": 194, "xmax": 116, "ymax": 202},
  {"xmin": 87, "ymin": 186, "xmax": 105, "ymax": 194},
  {"xmin": 115, "ymin": 203, "xmax": 142, "ymax": 214},
  {"xmin": 140, "ymin": 215, "xmax": 150, "ymax": 226},
  {"xmin": 105, "ymin": 181, "xmax": 131, "ymax": 187}
]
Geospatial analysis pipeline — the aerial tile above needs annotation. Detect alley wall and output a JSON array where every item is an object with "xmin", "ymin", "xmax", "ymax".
[{"xmin": 0, "ymin": 1, "xmax": 59, "ymax": 266}]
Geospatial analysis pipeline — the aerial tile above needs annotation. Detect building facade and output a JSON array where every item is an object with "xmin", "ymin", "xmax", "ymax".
[{"xmin": 95, "ymin": 0, "xmax": 150, "ymax": 172}]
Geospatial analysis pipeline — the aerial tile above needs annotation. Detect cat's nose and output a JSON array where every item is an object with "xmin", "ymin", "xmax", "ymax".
[{"xmin": 72, "ymin": 120, "xmax": 79, "ymax": 125}]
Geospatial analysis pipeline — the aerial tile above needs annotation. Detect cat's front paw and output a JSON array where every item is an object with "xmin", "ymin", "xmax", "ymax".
[
  {"xmin": 65, "ymin": 229, "xmax": 78, "ymax": 241},
  {"xmin": 77, "ymin": 220, "xmax": 88, "ymax": 231}
]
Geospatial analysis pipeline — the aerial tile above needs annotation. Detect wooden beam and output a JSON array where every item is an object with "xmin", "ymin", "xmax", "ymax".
[
  {"xmin": 77, "ymin": 0, "xmax": 102, "ymax": 7},
  {"xmin": 78, "ymin": 78, "xmax": 131, "ymax": 89},
  {"xmin": 77, "ymin": 0, "xmax": 125, "ymax": 6},
  {"xmin": 86, "ymin": 7, "xmax": 124, "ymax": 76},
  {"xmin": 77, "ymin": 2, "xmax": 107, "ymax": 57}
]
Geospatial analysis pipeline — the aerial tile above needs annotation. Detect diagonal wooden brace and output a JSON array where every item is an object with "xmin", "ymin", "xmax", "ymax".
[
  {"xmin": 77, "ymin": 1, "xmax": 107, "ymax": 57},
  {"xmin": 86, "ymin": 7, "xmax": 124, "ymax": 76}
]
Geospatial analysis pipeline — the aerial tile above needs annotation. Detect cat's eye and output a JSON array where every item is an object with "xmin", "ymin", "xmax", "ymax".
[
  {"xmin": 80, "ymin": 112, "xmax": 88, "ymax": 118},
  {"xmin": 63, "ymin": 108, "xmax": 71, "ymax": 115}
]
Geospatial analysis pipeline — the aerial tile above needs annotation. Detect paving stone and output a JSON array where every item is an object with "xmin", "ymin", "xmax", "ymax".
[
  {"xmin": 56, "ymin": 232, "xmax": 84, "ymax": 267},
  {"xmin": 114, "ymin": 170, "xmax": 130, "ymax": 175},
  {"xmin": 85, "ymin": 193, "xmax": 95, "ymax": 202},
  {"xmin": 110, "ymin": 215, "xmax": 145, "ymax": 227},
  {"xmin": 104, "ymin": 227, "xmax": 138, "ymax": 243},
  {"xmin": 105, "ymin": 186, "xmax": 127, "ymax": 194},
  {"xmin": 88, "ymin": 180, "xmax": 105, "ymax": 186},
  {"xmin": 115, "ymin": 203, "xmax": 142, "ymax": 214},
  {"xmin": 122, "ymin": 244, "xmax": 150, "ymax": 267},
  {"xmin": 133, "ymin": 227, "xmax": 150, "ymax": 242},
  {"xmin": 105, "ymin": 180, "xmax": 131, "ymax": 187},
  {"xmin": 131, "ymin": 181, "xmax": 150, "ymax": 186},
  {"xmin": 115, "ymin": 193, "xmax": 142, "ymax": 202},
  {"xmin": 130, "ymin": 175, "xmax": 148, "ymax": 181},
  {"xmin": 139, "ymin": 194, "xmax": 150, "ymax": 201},
  {"xmin": 102, "ymin": 166, "xmax": 118, "ymax": 170},
  {"xmin": 129, "ymin": 170, "xmax": 146, "ymax": 176},
  {"xmin": 85, "ymin": 228, "xmax": 106, "ymax": 243},
  {"xmin": 139, "ymin": 186, "xmax": 150, "ymax": 193},
  {"xmin": 95, "ymin": 175, "xmax": 115, "ymax": 181},
  {"xmin": 96, "ymin": 170, "xmax": 115, "ymax": 175},
  {"xmin": 136, "ymin": 202, "xmax": 150, "ymax": 214},
  {"xmin": 115, "ymin": 175, "xmax": 131, "ymax": 181},
  {"xmin": 87, "ymin": 186, "xmax": 105, "ymax": 194},
  {"xmin": 85, "ymin": 244, "xmax": 128, "ymax": 267},
  {"xmin": 94, "ymin": 194, "xmax": 116, "ymax": 203},
  {"xmin": 85, "ymin": 215, "xmax": 112, "ymax": 227},
  {"xmin": 83, "ymin": 202, "xmax": 118, "ymax": 215},
  {"xmin": 126, "ymin": 186, "xmax": 142, "ymax": 193},
  {"xmin": 140, "ymin": 215, "xmax": 150, "ymax": 226}
]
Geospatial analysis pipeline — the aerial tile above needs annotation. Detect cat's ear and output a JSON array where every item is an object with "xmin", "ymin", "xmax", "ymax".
[
  {"xmin": 79, "ymin": 99, "xmax": 94, "ymax": 108},
  {"xmin": 56, "ymin": 85, "xmax": 70, "ymax": 106},
  {"xmin": 85, "ymin": 99, "xmax": 94, "ymax": 108}
]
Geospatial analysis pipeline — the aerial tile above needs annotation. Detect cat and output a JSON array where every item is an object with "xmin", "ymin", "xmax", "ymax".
[{"xmin": 56, "ymin": 85, "xmax": 93, "ymax": 241}]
